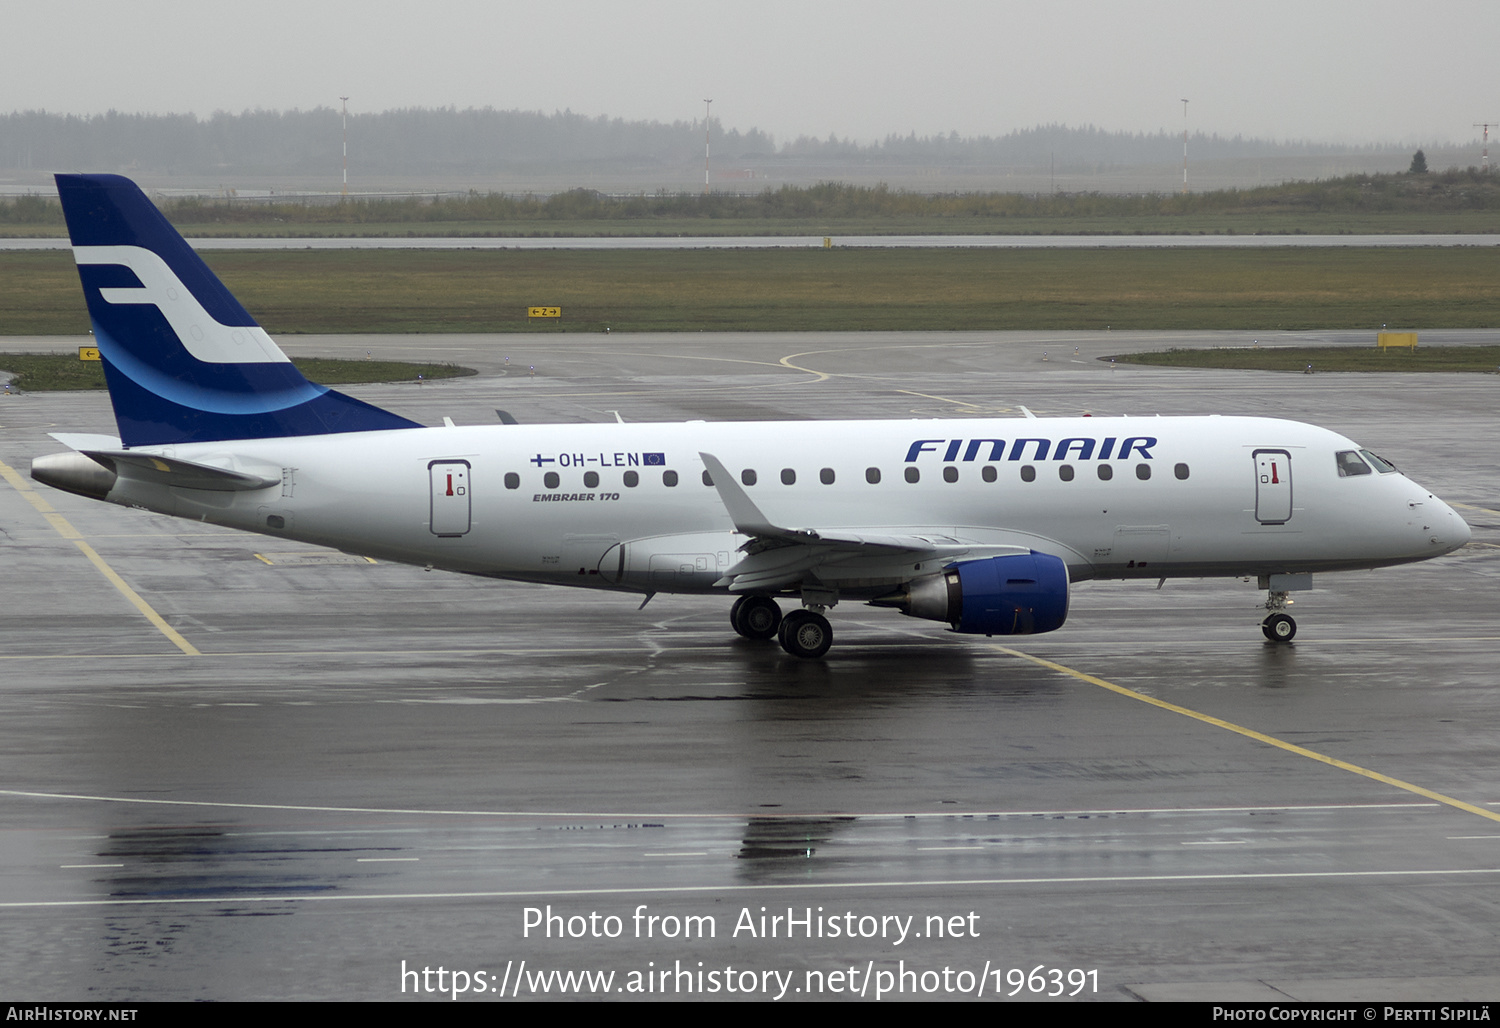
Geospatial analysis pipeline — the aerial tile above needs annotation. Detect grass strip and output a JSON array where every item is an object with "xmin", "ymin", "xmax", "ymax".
[
  {"xmin": 4, "ymin": 247, "xmax": 1499, "ymax": 335},
  {"xmin": 1110, "ymin": 345, "xmax": 1500, "ymax": 373},
  {"xmin": 0, "ymin": 354, "xmax": 474, "ymax": 392}
]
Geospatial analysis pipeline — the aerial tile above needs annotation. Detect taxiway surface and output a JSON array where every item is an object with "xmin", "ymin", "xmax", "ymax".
[{"xmin": 1, "ymin": 330, "xmax": 1498, "ymax": 1001}]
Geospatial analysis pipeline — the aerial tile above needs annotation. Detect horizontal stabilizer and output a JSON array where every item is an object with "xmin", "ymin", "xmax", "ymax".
[
  {"xmin": 48, "ymin": 432, "xmax": 124, "ymax": 451},
  {"xmin": 83, "ymin": 450, "xmax": 281, "ymax": 492}
]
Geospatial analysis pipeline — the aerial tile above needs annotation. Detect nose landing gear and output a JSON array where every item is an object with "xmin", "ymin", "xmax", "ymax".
[{"xmin": 1261, "ymin": 589, "xmax": 1296, "ymax": 642}]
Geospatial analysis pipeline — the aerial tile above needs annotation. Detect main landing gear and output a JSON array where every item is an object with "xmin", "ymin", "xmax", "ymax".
[
  {"xmin": 729, "ymin": 596, "xmax": 833, "ymax": 659},
  {"xmin": 1261, "ymin": 589, "xmax": 1296, "ymax": 643},
  {"xmin": 778, "ymin": 608, "xmax": 833, "ymax": 659},
  {"xmin": 730, "ymin": 595, "xmax": 781, "ymax": 640}
]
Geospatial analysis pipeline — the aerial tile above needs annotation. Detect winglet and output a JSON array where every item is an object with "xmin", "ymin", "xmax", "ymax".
[
  {"xmin": 697, "ymin": 451, "xmax": 822, "ymax": 544},
  {"xmin": 699, "ymin": 453, "xmax": 780, "ymax": 537}
]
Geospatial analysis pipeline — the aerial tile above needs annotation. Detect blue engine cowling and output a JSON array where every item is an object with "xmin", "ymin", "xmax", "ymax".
[
  {"xmin": 951, "ymin": 551, "xmax": 1069, "ymax": 635},
  {"xmin": 875, "ymin": 551, "xmax": 1069, "ymax": 636}
]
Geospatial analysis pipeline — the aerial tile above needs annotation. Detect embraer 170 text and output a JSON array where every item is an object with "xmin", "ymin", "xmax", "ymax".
[{"xmin": 32, "ymin": 175, "xmax": 1470, "ymax": 658}]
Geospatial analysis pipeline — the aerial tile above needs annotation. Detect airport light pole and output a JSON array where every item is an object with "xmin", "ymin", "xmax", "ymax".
[
  {"xmin": 703, "ymin": 99, "xmax": 713, "ymax": 193},
  {"xmin": 340, "ymin": 96, "xmax": 350, "ymax": 197},
  {"xmin": 1475, "ymin": 122, "xmax": 1499, "ymax": 172},
  {"xmin": 1181, "ymin": 98, "xmax": 1189, "ymax": 193}
]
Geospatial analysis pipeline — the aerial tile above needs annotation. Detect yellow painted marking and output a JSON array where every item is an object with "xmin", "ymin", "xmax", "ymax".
[
  {"xmin": 0, "ymin": 459, "xmax": 34, "ymax": 494},
  {"xmin": 776, "ymin": 351, "xmax": 833, "ymax": 382},
  {"xmin": 0, "ymin": 457, "xmax": 199, "ymax": 656},
  {"xmin": 254, "ymin": 552, "xmax": 377, "ymax": 566},
  {"xmin": 992, "ymin": 646, "xmax": 1500, "ymax": 825},
  {"xmin": 1454, "ymin": 502, "xmax": 1500, "ymax": 518},
  {"xmin": 42, "ymin": 512, "xmax": 82, "ymax": 540}
]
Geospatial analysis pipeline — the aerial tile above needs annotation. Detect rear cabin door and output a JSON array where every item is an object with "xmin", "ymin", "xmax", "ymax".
[{"xmin": 429, "ymin": 460, "xmax": 472, "ymax": 536}]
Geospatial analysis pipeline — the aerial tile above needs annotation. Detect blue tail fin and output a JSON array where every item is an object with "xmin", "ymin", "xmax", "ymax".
[{"xmin": 55, "ymin": 173, "xmax": 421, "ymax": 447}]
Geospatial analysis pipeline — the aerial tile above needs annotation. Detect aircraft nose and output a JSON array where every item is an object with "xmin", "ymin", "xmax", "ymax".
[{"xmin": 1428, "ymin": 496, "xmax": 1471, "ymax": 553}]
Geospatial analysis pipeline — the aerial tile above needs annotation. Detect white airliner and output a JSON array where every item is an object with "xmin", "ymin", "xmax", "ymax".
[{"xmin": 31, "ymin": 174, "xmax": 1470, "ymax": 658}]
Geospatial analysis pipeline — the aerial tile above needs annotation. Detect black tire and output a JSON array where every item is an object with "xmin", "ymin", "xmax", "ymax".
[
  {"xmin": 740, "ymin": 596, "xmax": 781, "ymax": 640},
  {"xmin": 730, "ymin": 596, "xmax": 751, "ymax": 638},
  {"xmin": 778, "ymin": 609, "xmax": 832, "ymax": 659},
  {"xmin": 1261, "ymin": 612, "xmax": 1297, "ymax": 643}
]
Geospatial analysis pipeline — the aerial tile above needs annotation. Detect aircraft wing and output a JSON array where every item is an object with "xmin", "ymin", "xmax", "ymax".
[{"xmin": 698, "ymin": 451, "xmax": 1028, "ymax": 592}]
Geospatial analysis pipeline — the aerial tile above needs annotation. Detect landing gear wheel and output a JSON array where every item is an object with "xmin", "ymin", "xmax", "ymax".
[
  {"xmin": 731, "ymin": 596, "xmax": 781, "ymax": 640},
  {"xmin": 778, "ymin": 609, "xmax": 832, "ymax": 659},
  {"xmin": 1261, "ymin": 612, "xmax": 1297, "ymax": 643}
]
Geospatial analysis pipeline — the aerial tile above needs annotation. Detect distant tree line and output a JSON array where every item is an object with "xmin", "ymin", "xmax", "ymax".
[
  {"xmin": 0, "ymin": 107, "xmax": 772, "ymax": 178},
  {"xmin": 2, "ymin": 107, "xmax": 1408, "ymax": 179},
  {"xmin": 7, "ymin": 170, "xmax": 1497, "ymax": 228}
]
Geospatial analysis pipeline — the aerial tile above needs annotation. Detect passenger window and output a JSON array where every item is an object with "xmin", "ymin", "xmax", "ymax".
[
  {"xmin": 820, "ymin": 468, "xmax": 835, "ymax": 485},
  {"xmin": 504, "ymin": 472, "xmax": 520, "ymax": 490},
  {"xmin": 1059, "ymin": 465, "xmax": 1074, "ymax": 482},
  {"xmin": 1020, "ymin": 465, "xmax": 1036, "ymax": 482},
  {"xmin": 1098, "ymin": 464, "xmax": 1113, "ymax": 481},
  {"xmin": 904, "ymin": 467, "xmax": 920, "ymax": 484},
  {"xmin": 741, "ymin": 469, "xmax": 757, "ymax": 486},
  {"xmin": 1174, "ymin": 463, "xmax": 1190, "ymax": 480},
  {"xmin": 866, "ymin": 467, "xmax": 881, "ymax": 484},
  {"xmin": 663, "ymin": 470, "xmax": 678, "ymax": 487},
  {"xmin": 623, "ymin": 470, "xmax": 639, "ymax": 488},
  {"xmin": 583, "ymin": 471, "xmax": 599, "ymax": 488},
  {"xmin": 702, "ymin": 469, "xmax": 713, "ymax": 486},
  {"xmin": 1136, "ymin": 464, "xmax": 1151, "ymax": 480},
  {"xmin": 982, "ymin": 465, "xmax": 997, "ymax": 483},
  {"xmin": 943, "ymin": 466, "xmax": 958, "ymax": 483},
  {"xmin": 1336, "ymin": 451, "xmax": 1371, "ymax": 477},
  {"xmin": 544, "ymin": 471, "xmax": 559, "ymax": 489},
  {"xmin": 781, "ymin": 468, "xmax": 796, "ymax": 485}
]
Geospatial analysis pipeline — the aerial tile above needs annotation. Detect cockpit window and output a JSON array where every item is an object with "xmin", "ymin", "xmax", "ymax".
[
  {"xmin": 1359, "ymin": 449, "xmax": 1398, "ymax": 474},
  {"xmin": 1336, "ymin": 450, "xmax": 1371, "ymax": 477}
]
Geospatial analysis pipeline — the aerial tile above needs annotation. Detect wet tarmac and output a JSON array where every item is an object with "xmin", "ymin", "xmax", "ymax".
[{"xmin": 2, "ymin": 330, "xmax": 1498, "ymax": 1001}]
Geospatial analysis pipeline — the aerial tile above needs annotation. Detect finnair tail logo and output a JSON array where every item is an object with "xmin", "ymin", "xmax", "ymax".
[{"xmin": 73, "ymin": 245, "xmax": 291, "ymax": 367}]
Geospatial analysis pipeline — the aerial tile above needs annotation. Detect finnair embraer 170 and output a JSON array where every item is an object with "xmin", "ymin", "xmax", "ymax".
[{"xmin": 32, "ymin": 174, "xmax": 1470, "ymax": 658}]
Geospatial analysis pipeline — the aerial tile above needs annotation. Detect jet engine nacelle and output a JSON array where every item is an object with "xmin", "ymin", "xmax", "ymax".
[{"xmin": 874, "ymin": 551, "xmax": 1069, "ymax": 636}]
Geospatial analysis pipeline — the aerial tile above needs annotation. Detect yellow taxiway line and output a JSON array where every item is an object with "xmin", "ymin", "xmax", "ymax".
[
  {"xmin": 993, "ymin": 645, "xmax": 1500, "ymax": 825},
  {"xmin": 0, "ymin": 457, "xmax": 199, "ymax": 656}
]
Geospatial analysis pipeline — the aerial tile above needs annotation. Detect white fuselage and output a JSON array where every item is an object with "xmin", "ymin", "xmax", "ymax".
[{"xmin": 97, "ymin": 415, "xmax": 1469, "ymax": 596}]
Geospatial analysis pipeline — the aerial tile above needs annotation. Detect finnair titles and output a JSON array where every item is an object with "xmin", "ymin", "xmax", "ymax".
[{"xmin": 31, "ymin": 174, "xmax": 1470, "ymax": 659}]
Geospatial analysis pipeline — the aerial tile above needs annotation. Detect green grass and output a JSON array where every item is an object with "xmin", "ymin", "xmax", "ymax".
[
  {"xmin": 1111, "ymin": 345, "xmax": 1500, "ymax": 373},
  {"xmin": 4, "ymin": 246, "xmax": 1499, "ymax": 335},
  {"xmin": 0, "ymin": 354, "xmax": 474, "ymax": 392}
]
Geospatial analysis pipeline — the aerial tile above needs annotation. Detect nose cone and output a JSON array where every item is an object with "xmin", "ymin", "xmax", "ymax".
[{"xmin": 1428, "ymin": 496, "xmax": 1471, "ymax": 554}]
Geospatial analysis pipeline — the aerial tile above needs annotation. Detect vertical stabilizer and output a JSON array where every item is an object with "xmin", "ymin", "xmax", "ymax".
[{"xmin": 55, "ymin": 173, "xmax": 421, "ymax": 446}]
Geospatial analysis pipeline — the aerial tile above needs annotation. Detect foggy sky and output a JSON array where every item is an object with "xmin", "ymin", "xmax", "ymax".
[{"xmin": 6, "ymin": 0, "xmax": 1495, "ymax": 146}]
